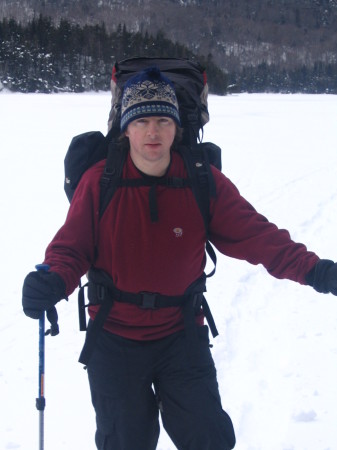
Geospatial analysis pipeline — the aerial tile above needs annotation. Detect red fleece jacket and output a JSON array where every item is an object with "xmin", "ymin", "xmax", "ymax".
[{"xmin": 44, "ymin": 150, "xmax": 319, "ymax": 340}]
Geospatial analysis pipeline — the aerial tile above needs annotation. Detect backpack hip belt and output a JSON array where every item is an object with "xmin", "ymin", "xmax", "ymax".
[{"xmin": 78, "ymin": 268, "xmax": 218, "ymax": 365}]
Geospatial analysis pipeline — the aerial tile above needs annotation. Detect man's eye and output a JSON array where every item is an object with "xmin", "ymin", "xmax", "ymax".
[
  {"xmin": 159, "ymin": 118, "xmax": 171, "ymax": 125},
  {"xmin": 134, "ymin": 118, "xmax": 148, "ymax": 126}
]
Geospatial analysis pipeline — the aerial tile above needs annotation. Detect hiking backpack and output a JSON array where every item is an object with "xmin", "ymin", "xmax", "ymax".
[{"xmin": 63, "ymin": 57, "xmax": 222, "ymax": 363}]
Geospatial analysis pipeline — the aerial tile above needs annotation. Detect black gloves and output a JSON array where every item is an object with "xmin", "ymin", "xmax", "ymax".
[
  {"xmin": 22, "ymin": 270, "xmax": 67, "ymax": 319},
  {"xmin": 305, "ymin": 259, "xmax": 337, "ymax": 295}
]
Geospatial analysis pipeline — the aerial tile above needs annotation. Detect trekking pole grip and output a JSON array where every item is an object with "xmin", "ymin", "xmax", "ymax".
[{"xmin": 35, "ymin": 264, "xmax": 60, "ymax": 336}]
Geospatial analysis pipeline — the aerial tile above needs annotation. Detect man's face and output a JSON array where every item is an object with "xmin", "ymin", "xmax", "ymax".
[{"xmin": 125, "ymin": 116, "xmax": 176, "ymax": 174}]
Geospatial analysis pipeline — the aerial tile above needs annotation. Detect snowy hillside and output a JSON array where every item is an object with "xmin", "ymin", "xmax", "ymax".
[{"xmin": 0, "ymin": 92, "xmax": 336, "ymax": 450}]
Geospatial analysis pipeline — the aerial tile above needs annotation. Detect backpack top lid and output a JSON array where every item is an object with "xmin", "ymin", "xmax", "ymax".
[{"xmin": 107, "ymin": 57, "xmax": 210, "ymax": 145}]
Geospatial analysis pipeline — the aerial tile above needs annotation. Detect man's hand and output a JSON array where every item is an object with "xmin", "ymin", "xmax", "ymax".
[
  {"xmin": 22, "ymin": 270, "xmax": 67, "ymax": 319},
  {"xmin": 306, "ymin": 259, "xmax": 337, "ymax": 295}
]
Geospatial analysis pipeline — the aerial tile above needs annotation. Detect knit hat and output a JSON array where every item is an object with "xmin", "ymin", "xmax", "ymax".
[{"xmin": 120, "ymin": 66, "xmax": 181, "ymax": 132}]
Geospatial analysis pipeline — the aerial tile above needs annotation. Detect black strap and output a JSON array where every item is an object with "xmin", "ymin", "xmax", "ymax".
[
  {"xmin": 79, "ymin": 294, "xmax": 218, "ymax": 366},
  {"xmin": 149, "ymin": 183, "xmax": 158, "ymax": 222},
  {"xmin": 201, "ymin": 296, "xmax": 218, "ymax": 338},
  {"xmin": 78, "ymin": 270, "xmax": 218, "ymax": 365},
  {"xmin": 78, "ymin": 280, "xmax": 88, "ymax": 332},
  {"xmin": 78, "ymin": 294, "xmax": 114, "ymax": 366},
  {"xmin": 100, "ymin": 146, "xmax": 192, "ymax": 222},
  {"xmin": 205, "ymin": 241, "xmax": 217, "ymax": 278},
  {"xmin": 178, "ymin": 145, "xmax": 217, "ymax": 277},
  {"xmin": 87, "ymin": 268, "xmax": 199, "ymax": 309},
  {"xmin": 117, "ymin": 177, "xmax": 191, "ymax": 188},
  {"xmin": 117, "ymin": 177, "xmax": 191, "ymax": 223},
  {"xmin": 99, "ymin": 142, "xmax": 128, "ymax": 218}
]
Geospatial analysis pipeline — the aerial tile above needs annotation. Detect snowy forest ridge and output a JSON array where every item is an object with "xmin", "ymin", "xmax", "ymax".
[{"xmin": 1, "ymin": 0, "xmax": 337, "ymax": 93}]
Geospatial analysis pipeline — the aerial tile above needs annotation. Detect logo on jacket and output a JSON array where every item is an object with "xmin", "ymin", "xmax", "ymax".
[{"xmin": 173, "ymin": 227, "xmax": 183, "ymax": 238}]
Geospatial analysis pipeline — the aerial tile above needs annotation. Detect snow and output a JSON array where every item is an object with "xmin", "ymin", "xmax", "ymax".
[{"xmin": 1, "ymin": 91, "xmax": 337, "ymax": 450}]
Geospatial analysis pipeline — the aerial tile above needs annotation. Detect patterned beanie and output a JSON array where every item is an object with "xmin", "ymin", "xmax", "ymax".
[{"xmin": 120, "ymin": 66, "xmax": 181, "ymax": 132}]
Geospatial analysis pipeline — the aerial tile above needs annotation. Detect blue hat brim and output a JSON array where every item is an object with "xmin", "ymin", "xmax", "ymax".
[{"xmin": 120, "ymin": 101, "xmax": 181, "ymax": 132}]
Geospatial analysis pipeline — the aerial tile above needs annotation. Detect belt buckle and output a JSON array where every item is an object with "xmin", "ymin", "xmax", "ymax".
[{"xmin": 140, "ymin": 292, "xmax": 158, "ymax": 309}]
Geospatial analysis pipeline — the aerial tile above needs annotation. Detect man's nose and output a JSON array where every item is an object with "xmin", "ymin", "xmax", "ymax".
[{"xmin": 147, "ymin": 120, "xmax": 159, "ymax": 135}]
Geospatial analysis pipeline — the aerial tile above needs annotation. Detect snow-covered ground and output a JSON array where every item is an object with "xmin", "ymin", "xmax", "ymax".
[{"xmin": 1, "ymin": 91, "xmax": 336, "ymax": 450}]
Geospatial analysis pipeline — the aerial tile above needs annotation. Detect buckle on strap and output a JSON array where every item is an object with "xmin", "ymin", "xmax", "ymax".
[{"xmin": 140, "ymin": 292, "xmax": 158, "ymax": 309}]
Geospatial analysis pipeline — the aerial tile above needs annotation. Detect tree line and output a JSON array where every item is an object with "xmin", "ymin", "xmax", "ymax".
[
  {"xmin": 228, "ymin": 62, "xmax": 337, "ymax": 94},
  {"xmin": 0, "ymin": 16, "xmax": 227, "ymax": 94},
  {"xmin": 0, "ymin": 15, "xmax": 336, "ymax": 94}
]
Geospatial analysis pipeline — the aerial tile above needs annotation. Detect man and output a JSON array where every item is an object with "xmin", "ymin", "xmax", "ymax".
[{"xmin": 22, "ymin": 67, "xmax": 337, "ymax": 450}]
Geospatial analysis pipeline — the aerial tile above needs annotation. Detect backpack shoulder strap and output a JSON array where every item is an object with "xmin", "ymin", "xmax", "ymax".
[
  {"xmin": 98, "ymin": 137, "xmax": 220, "ymax": 274},
  {"xmin": 99, "ymin": 141, "xmax": 128, "ymax": 218},
  {"xmin": 178, "ymin": 144, "xmax": 218, "ymax": 277}
]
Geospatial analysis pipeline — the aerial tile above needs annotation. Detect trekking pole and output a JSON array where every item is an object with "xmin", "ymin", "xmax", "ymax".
[
  {"xmin": 34, "ymin": 264, "xmax": 60, "ymax": 450},
  {"xmin": 36, "ymin": 310, "xmax": 46, "ymax": 450}
]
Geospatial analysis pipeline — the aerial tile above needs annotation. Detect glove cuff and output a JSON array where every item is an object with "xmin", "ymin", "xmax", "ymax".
[
  {"xmin": 305, "ymin": 259, "xmax": 335, "ymax": 293},
  {"xmin": 50, "ymin": 272, "xmax": 67, "ymax": 300}
]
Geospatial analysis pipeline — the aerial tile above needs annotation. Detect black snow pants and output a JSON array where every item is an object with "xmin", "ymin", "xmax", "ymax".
[{"xmin": 86, "ymin": 325, "xmax": 236, "ymax": 450}]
